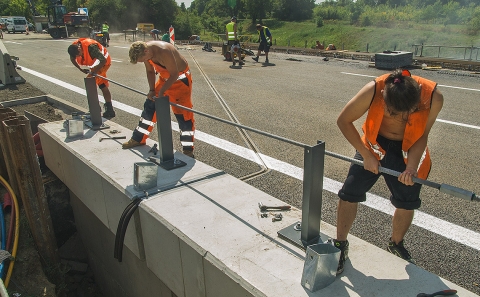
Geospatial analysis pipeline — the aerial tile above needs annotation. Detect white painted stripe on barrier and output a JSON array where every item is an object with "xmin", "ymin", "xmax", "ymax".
[{"xmin": 19, "ymin": 66, "xmax": 480, "ymax": 252}]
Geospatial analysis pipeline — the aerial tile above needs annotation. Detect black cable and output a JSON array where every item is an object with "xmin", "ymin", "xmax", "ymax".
[
  {"xmin": 114, "ymin": 198, "xmax": 142, "ymax": 262},
  {"xmin": 114, "ymin": 198, "xmax": 141, "ymax": 260}
]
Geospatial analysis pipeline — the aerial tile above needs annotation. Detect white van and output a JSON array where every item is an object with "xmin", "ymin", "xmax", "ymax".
[{"xmin": 6, "ymin": 16, "xmax": 27, "ymax": 33}]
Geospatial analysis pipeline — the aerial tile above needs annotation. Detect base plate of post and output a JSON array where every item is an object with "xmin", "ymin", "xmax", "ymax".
[
  {"xmin": 277, "ymin": 222, "xmax": 323, "ymax": 250},
  {"xmin": 149, "ymin": 156, "xmax": 187, "ymax": 171},
  {"xmin": 84, "ymin": 120, "xmax": 110, "ymax": 131}
]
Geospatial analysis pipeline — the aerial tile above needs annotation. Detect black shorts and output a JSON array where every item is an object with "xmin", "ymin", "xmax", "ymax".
[
  {"xmin": 338, "ymin": 135, "xmax": 426, "ymax": 210},
  {"xmin": 258, "ymin": 41, "xmax": 270, "ymax": 53}
]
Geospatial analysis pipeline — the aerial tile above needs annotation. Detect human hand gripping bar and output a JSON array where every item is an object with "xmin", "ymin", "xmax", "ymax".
[{"xmin": 325, "ymin": 151, "xmax": 480, "ymax": 202}]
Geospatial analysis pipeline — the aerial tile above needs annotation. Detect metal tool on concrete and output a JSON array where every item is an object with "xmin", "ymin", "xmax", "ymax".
[
  {"xmin": 99, "ymin": 136, "xmax": 126, "ymax": 142},
  {"xmin": 416, "ymin": 289, "xmax": 457, "ymax": 297},
  {"xmin": 148, "ymin": 143, "xmax": 158, "ymax": 155},
  {"xmin": 272, "ymin": 213, "xmax": 283, "ymax": 222},
  {"xmin": 258, "ymin": 202, "xmax": 291, "ymax": 212}
]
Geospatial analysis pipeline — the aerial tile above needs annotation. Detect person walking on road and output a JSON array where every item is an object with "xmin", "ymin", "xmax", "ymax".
[
  {"xmin": 102, "ymin": 21, "xmax": 110, "ymax": 47},
  {"xmin": 68, "ymin": 38, "xmax": 116, "ymax": 118},
  {"xmin": 252, "ymin": 24, "xmax": 272, "ymax": 64},
  {"xmin": 123, "ymin": 41, "xmax": 195, "ymax": 158},
  {"xmin": 226, "ymin": 16, "xmax": 243, "ymax": 66},
  {"xmin": 333, "ymin": 69, "xmax": 444, "ymax": 274}
]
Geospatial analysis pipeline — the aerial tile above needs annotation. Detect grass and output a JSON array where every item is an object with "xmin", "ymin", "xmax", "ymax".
[{"xmin": 202, "ymin": 19, "xmax": 480, "ymax": 58}]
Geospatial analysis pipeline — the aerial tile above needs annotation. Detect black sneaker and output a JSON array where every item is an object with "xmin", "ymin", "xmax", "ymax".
[
  {"xmin": 252, "ymin": 56, "xmax": 259, "ymax": 62},
  {"xmin": 387, "ymin": 239, "xmax": 416, "ymax": 264},
  {"xmin": 327, "ymin": 238, "xmax": 349, "ymax": 275}
]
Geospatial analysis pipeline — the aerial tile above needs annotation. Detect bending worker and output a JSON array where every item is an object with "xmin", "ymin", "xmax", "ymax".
[
  {"xmin": 226, "ymin": 16, "xmax": 243, "ymax": 66},
  {"xmin": 123, "ymin": 41, "xmax": 195, "ymax": 158},
  {"xmin": 67, "ymin": 38, "xmax": 116, "ymax": 118},
  {"xmin": 333, "ymin": 69, "xmax": 443, "ymax": 275}
]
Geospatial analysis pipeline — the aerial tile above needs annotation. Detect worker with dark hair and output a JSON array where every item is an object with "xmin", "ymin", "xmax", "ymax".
[
  {"xmin": 68, "ymin": 38, "xmax": 116, "ymax": 118},
  {"xmin": 333, "ymin": 69, "xmax": 444, "ymax": 275},
  {"xmin": 102, "ymin": 21, "xmax": 110, "ymax": 47},
  {"xmin": 226, "ymin": 16, "xmax": 243, "ymax": 66}
]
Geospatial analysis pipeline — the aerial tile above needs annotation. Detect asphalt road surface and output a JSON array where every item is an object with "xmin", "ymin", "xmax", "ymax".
[{"xmin": 3, "ymin": 33, "xmax": 480, "ymax": 295}]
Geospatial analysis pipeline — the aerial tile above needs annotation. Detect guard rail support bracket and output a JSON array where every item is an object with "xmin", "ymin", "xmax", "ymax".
[
  {"xmin": 149, "ymin": 96, "xmax": 186, "ymax": 170},
  {"xmin": 278, "ymin": 141, "xmax": 325, "ymax": 250}
]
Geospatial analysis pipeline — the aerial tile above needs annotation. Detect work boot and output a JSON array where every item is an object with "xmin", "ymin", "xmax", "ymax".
[
  {"xmin": 252, "ymin": 56, "xmax": 259, "ymax": 62},
  {"xmin": 239, "ymin": 60, "xmax": 245, "ymax": 66},
  {"xmin": 387, "ymin": 239, "xmax": 415, "ymax": 264},
  {"xmin": 265, "ymin": 58, "xmax": 269, "ymax": 64},
  {"xmin": 183, "ymin": 149, "xmax": 195, "ymax": 158},
  {"xmin": 327, "ymin": 238, "xmax": 349, "ymax": 275},
  {"xmin": 103, "ymin": 102, "xmax": 116, "ymax": 118},
  {"xmin": 122, "ymin": 139, "xmax": 145, "ymax": 149}
]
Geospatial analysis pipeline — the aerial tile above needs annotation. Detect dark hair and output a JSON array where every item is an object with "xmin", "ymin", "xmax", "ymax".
[
  {"xmin": 231, "ymin": 16, "xmax": 237, "ymax": 21},
  {"xmin": 384, "ymin": 69, "xmax": 420, "ymax": 115},
  {"xmin": 67, "ymin": 44, "xmax": 80, "ymax": 57}
]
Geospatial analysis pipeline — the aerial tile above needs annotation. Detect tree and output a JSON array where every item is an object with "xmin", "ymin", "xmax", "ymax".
[
  {"xmin": 244, "ymin": 0, "xmax": 273, "ymax": 24},
  {"xmin": 274, "ymin": 0, "xmax": 315, "ymax": 21}
]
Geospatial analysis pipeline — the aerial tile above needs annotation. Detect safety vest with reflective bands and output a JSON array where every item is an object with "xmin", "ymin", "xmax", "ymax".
[
  {"xmin": 102, "ymin": 24, "xmax": 109, "ymax": 33},
  {"xmin": 361, "ymin": 73, "xmax": 437, "ymax": 179},
  {"xmin": 73, "ymin": 38, "xmax": 111, "ymax": 68},
  {"xmin": 257, "ymin": 26, "xmax": 270, "ymax": 43},
  {"xmin": 226, "ymin": 22, "xmax": 235, "ymax": 40}
]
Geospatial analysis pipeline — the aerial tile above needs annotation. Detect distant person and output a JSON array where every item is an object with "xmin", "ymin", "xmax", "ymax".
[
  {"xmin": 326, "ymin": 43, "xmax": 336, "ymax": 50},
  {"xmin": 315, "ymin": 41, "xmax": 324, "ymax": 50},
  {"xmin": 150, "ymin": 28, "xmax": 160, "ymax": 40},
  {"xmin": 102, "ymin": 21, "xmax": 110, "ymax": 47},
  {"xmin": 161, "ymin": 31, "xmax": 170, "ymax": 43},
  {"xmin": 333, "ymin": 69, "xmax": 444, "ymax": 275},
  {"xmin": 252, "ymin": 24, "xmax": 272, "ymax": 64},
  {"xmin": 123, "ymin": 41, "xmax": 195, "ymax": 158},
  {"xmin": 67, "ymin": 38, "xmax": 116, "ymax": 118},
  {"xmin": 25, "ymin": 24, "xmax": 29, "ymax": 35},
  {"xmin": 226, "ymin": 16, "xmax": 243, "ymax": 66}
]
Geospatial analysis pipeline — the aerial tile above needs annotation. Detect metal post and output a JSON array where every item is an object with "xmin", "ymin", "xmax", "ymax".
[
  {"xmin": 469, "ymin": 46, "xmax": 473, "ymax": 61},
  {"xmin": 420, "ymin": 43, "xmax": 424, "ymax": 57},
  {"xmin": 84, "ymin": 77, "xmax": 108, "ymax": 130},
  {"xmin": 438, "ymin": 46, "xmax": 441, "ymax": 58},
  {"xmin": 149, "ymin": 96, "xmax": 186, "ymax": 170},
  {"xmin": 278, "ymin": 141, "xmax": 325, "ymax": 249},
  {"xmin": 366, "ymin": 43, "xmax": 369, "ymax": 53},
  {"xmin": 3, "ymin": 116, "xmax": 60, "ymax": 267}
]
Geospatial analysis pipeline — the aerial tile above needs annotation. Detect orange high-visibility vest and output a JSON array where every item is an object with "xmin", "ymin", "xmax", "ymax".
[
  {"xmin": 361, "ymin": 73, "xmax": 437, "ymax": 179},
  {"xmin": 73, "ymin": 38, "xmax": 111, "ymax": 67}
]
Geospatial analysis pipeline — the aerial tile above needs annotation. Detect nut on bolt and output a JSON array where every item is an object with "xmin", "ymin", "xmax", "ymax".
[{"xmin": 272, "ymin": 213, "xmax": 283, "ymax": 222}]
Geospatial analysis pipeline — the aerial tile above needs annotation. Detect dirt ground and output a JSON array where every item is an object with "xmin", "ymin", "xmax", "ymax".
[{"xmin": 1, "ymin": 83, "xmax": 104, "ymax": 296}]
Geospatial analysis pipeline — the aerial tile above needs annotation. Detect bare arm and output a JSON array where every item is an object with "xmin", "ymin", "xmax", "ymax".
[
  {"xmin": 70, "ymin": 56, "xmax": 89, "ymax": 74},
  {"xmin": 399, "ymin": 88, "xmax": 444, "ymax": 185},
  {"xmin": 337, "ymin": 81, "xmax": 380, "ymax": 173}
]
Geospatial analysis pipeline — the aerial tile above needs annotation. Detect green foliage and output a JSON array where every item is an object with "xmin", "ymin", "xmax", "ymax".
[
  {"xmin": 273, "ymin": 0, "xmax": 315, "ymax": 21},
  {"xmin": 316, "ymin": 16, "xmax": 324, "ymax": 27}
]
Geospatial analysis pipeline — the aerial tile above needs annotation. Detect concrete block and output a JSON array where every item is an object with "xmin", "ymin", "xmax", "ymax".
[{"xmin": 180, "ymin": 240, "xmax": 206, "ymax": 297}]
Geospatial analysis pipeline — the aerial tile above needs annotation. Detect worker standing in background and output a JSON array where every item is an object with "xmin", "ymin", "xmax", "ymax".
[
  {"xmin": 252, "ymin": 24, "xmax": 272, "ymax": 64},
  {"xmin": 226, "ymin": 16, "xmax": 243, "ymax": 66},
  {"xmin": 67, "ymin": 38, "xmax": 116, "ymax": 118},
  {"xmin": 102, "ymin": 21, "xmax": 110, "ymax": 47},
  {"xmin": 123, "ymin": 41, "xmax": 195, "ymax": 158},
  {"xmin": 161, "ymin": 30, "xmax": 170, "ymax": 43}
]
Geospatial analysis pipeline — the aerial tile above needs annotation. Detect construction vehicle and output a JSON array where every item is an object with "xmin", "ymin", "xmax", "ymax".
[{"xmin": 26, "ymin": 0, "xmax": 90, "ymax": 39}]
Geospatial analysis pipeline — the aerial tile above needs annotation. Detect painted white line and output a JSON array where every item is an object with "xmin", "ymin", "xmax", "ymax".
[
  {"xmin": 111, "ymin": 59, "xmax": 123, "ymax": 63},
  {"xmin": 113, "ymin": 46, "xmax": 130, "ymax": 49},
  {"xmin": 3, "ymin": 41, "xmax": 22, "ymax": 45},
  {"xmin": 341, "ymin": 71, "xmax": 480, "ymax": 130},
  {"xmin": 19, "ymin": 66, "xmax": 480, "ymax": 252}
]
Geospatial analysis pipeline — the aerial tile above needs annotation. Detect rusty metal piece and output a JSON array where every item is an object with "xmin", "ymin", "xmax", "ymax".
[
  {"xmin": 0, "ymin": 108, "xmax": 19, "ymax": 195},
  {"xmin": 3, "ymin": 115, "xmax": 60, "ymax": 267}
]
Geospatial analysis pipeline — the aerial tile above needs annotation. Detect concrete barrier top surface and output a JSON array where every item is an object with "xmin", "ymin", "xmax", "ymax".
[{"xmin": 38, "ymin": 119, "xmax": 478, "ymax": 297}]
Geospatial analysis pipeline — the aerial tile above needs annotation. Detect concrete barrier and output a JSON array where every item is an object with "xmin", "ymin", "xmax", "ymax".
[{"xmin": 0, "ymin": 40, "xmax": 26, "ymax": 88}]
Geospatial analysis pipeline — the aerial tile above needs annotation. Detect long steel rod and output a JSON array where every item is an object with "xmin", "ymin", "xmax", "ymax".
[{"xmin": 91, "ymin": 74, "xmax": 480, "ymax": 201}]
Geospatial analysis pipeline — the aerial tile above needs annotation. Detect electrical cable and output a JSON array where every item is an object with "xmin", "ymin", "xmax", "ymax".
[
  {"xmin": 114, "ymin": 198, "xmax": 141, "ymax": 262},
  {"xmin": 0, "ymin": 175, "xmax": 20, "ymax": 288}
]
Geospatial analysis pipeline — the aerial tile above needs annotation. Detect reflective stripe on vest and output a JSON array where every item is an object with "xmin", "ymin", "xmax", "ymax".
[{"xmin": 226, "ymin": 22, "xmax": 235, "ymax": 40}]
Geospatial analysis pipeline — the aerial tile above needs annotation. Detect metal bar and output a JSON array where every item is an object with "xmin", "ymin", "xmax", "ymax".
[
  {"xmin": 2, "ymin": 116, "xmax": 60, "ymax": 267},
  {"xmin": 155, "ymin": 96, "xmax": 174, "ymax": 162},
  {"xmin": 301, "ymin": 141, "xmax": 325, "ymax": 246},
  {"xmin": 84, "ymin": 77, "xmax": 102, "ymax": 128}
]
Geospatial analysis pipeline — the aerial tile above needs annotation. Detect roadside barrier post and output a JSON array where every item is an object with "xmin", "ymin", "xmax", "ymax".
[
  {"xmin": 0, "ymin": 41, "xmax": 26, "ymax": 88},
  {"xmin": 84, "ymin": 77, "xmax": 108, "ymax": 130},
  {"xmin": 149, "ymin": 96, "xmax": 186, "ymax": 170},
  {"xmin": 278, "ymin": 141, "xmax": 325, "ymax": 249},
  {"xmin": 0, "ymin": 108, "xmax": 19, "ymax": 195}
]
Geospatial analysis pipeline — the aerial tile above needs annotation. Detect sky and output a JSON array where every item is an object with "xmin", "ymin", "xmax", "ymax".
[{"xmin": 175, "ymin": 0, "xmax": 324, "ymax": 8}]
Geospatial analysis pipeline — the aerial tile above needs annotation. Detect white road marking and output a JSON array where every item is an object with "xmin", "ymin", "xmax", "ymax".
[
  {"xmin": 3, "ymin": 41, "xmax": 22, "ymax": 45},
  {"xmin": 341, "ymin": 72, "xmax": 480, "ymax": 130},
  {"xmin": 19, "ymin": 66, "xmax": 480, "ymax": 252},
  {"xmin": 111, "ymin": 59, "xmax": 122, "ymax": 63},
  {"xmin": 114, "ymin": 46, "xmax": 130, "ymax": 49}
]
